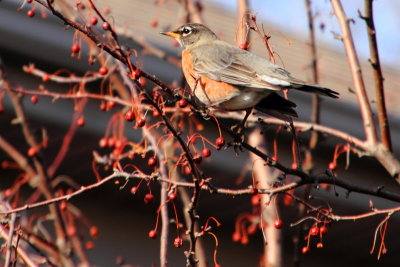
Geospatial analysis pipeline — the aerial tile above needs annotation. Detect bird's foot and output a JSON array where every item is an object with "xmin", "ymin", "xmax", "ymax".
[
  {"xmin": 228, "ymin": 124, "xmax": 246, "ymax": 155},
  {"xmin": 230, "ymin": 123, "xmax": 247, "ymax": 140},
  {"xmin": 229, "ymin": 140, "xmax": 245, "ymax": 156}
]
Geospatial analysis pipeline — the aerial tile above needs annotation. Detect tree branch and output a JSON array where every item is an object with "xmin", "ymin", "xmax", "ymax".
[
  {"xmin": 360, "ymin": 0, "xmax": 392, "ymax": 152},
  {"xmin": 330, "ymin": 0, "xmax": 378, "ymax": 146}
]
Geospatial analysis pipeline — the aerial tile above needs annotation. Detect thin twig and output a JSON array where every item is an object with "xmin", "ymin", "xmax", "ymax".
[
  {"xmin": 360, "ymin": 0, "xmax": 392, "ymax": 152},
  {"xmin": 0, "ymin": 225, "xmax": 39, "ymax": 267},
  {"xmin": 4, "ymin": 203, "xmax": 17, "ymax": 267},
  {"xmin": 1, "ymin": 58, "xmax": 73, "ymax": 266},
  {"xmin": 248, "ymin": 132, "xmax": 282, "ymax": 267},
  {"xmin": 330, "ymin": 0, "xmax": 378, "ymax": 146},
  {"xmin": 304, "ymin": 0, "xmax": 321, "ymax": 164},
  {"xmin": 47, "ymin": 99, "xmax": 87, "ymax": 177},
  {"xmin": 3, "ymin": 168, "xmax": 400, "ymax": 215}
]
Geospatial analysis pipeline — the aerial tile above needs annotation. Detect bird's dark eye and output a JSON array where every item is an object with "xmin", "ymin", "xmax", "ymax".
[{"xmin": 182, "ymin": 27, "xmax": 191, "ymax": 34}]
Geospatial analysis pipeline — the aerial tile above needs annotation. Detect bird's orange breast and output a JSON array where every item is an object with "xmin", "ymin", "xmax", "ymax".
[{"xmin": 181, "ymin": 49, "xmax": 240, "ymax": 107}]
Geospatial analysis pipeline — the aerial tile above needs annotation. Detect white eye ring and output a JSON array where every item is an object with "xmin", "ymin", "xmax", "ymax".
[{"xmin": 182, "ymin": 27, "xmax": 191, "ymax": 35}]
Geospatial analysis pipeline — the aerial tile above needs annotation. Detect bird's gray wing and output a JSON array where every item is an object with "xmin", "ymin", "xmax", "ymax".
[{"xmin": 191, "ymin": 41, "xmax": 297, "ymax": 90}]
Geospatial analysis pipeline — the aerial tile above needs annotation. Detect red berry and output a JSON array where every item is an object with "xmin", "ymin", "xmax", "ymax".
[
  {"xmin": 148, "ymin": 229, "xmax": 157, "ymax": 239},
  {"xmin": 99, "ymin": 66, "xmax": 108, "ymax": 75},
  {"xmin": 328, "ymin": 162, "xmax": 336, "ymax": 170},
  {"xmin": 168, "ymin": 192, "xmax": 177, "ymax": 200},
  {"xmin": 247, "ymin": 224, "xmax": 257, "ymax": 235},
  {"xmin": 130, "ymin": 186, "xmax": 138, "ymax": 194},
  {"xmin": 42, "ymin": 75, "xmax": 50, "ymax": 82},
  {"xmin": 136, "ymin": 118, "xmax": 145, "ymax": 127},
  {"xmin": 291, "ymin": 162, "xmax": 298, "ymax": 169},
  {"xmin": 274, "ymin": 219, "xmax": 283, "ymax": 229},
  {"xmin": 89, "ymin": 226, "xmax": 99, "ymax": 239},
  {"xmin": 116, "ymin": 256, "xmax": 124, "ymax": 265},
  {"xmin": 107, "ymin": 137, "xmax": 115, "ymax": 148},
  {"xmin": 103, "ymin": 7, "xmax": 111, "ymax": 14},
  {"xmin": 99, "ymin": 102, "xmax": 106, "ymax": 111},
  {"xmin": 152, "ymin": 110, "xmax": 160, "ymax": 117},
  {"xmin": 71, "ymin": 44, "xmax": 80, "ymax": 53},
  {"xmin": 272, "ymin": 155, "xmax": 278, "ymax": 161},
  {"xmin": 85, "ymin": 241, "xmax": 95, "ymax": 250},
  {"xmin": 310, "ymin": 226, "xmax": 319, "ymax": 236},
  {"xmin": 150, "ymin": 19, "xmax": 158, "ymax": 27},
  {"xmin": 201, "ymin": 148, "xmax": 211, "ymax": 158},
  {"xmin": 144, "ymin": 193, "xmax": 154, "ymax": 204},
  {"xmin": 67, "ymin": 226, "xmax": 77, "ymax": 237},
  {"xmin": 4, "ymin": 189, "xmax": 12, "ymax": 198},
  {"xmin": 112, "ymin": 148, "xmax": 121, "ymax": 157},
  {"xmin": 59, "ymin": 200, "xmax": 67, "ymax": 211},
  {"xmin": 174, "ymin": 237, "xmax": 183, "ymax": 248},
  {"xmin": 27, "ymin": 147, "xmax": 37, "ymax": 157},
  {"xmin": 114, "ymin": 139, "xmax": 123, "ymax": 149},
  {"xmin": 172, "ymin": 39, "xmax": 180, "ymax": 47},
  {"xmin": 283, "ymin": 194, "xmax": 293, "ymax": 206},
  {"xmin": 301, "ymin": 246, "xmax": 310, "ymax": 254},
  {"xmin": 27, "ymin": 10, "xmax": 35, "ymax": 17},
  {"xmin": 232, "ymin": 232, "xmax": 241, "ymax": 242},
  {"xmin": 148, "ymin": 157, "xmax": 157, "ymax": 167},
  {"xmin": 178, "ymin": 99, "xmax": 187, "ymax": 108},
  {"xmin": 90, "ymin": 17, "xmax": 98, "ymax": 25},
  {"xmin": 215, "ymin": 137, "xmax": 225, "ymax": 147},
  {"xmin": 102, "ymin": 22, "xmax": 110, "ymax": 31},
  {"xmin": 183, "ymin": 165, "xmax": 191, "ymax": 175},
  {"xmin": 77, "ymin": 116, "xmax": 85, "ymax": 127},
  {"xmin": 99, "ymin": 137, "xmax": 108, "ymax": 148},
  {"xmin": 139, "ymin": 77, "xmax": 147, "ymax": 87},
  {"xmin": 251, "ymin": 195, "xmax": 260, "ymax": 206},
  {"xmin": 239, "ymin": 43, "xmax": 248, "ymax": 50},
  {"xmin": 319, "ymin": 225, "xmax": 328, "ymax": 235},
  {"xmin": 1, "ymin": 161, "xmax": 9, "ymax": 169},
  {"xmin": 31, "ymin": 95, "xmax": 38, "ymax": 104},
  {"xmin": 124, "ymin": 110, "xmax": 135, "ymax": 121},
  {"xmin": 26, "ymin": 0, "xmax": 33, "ymax": 3},
  {"xmin": 106, "ymin": 101, "xmax": 116, "ymax": 109}
]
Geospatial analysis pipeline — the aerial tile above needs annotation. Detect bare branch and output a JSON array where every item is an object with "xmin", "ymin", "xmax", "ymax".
[
  {"xmin": 330, "ymin": 0, "xmax": 378, "ymax": 146},
  {"xmin": 0, "ymin": 224, "xmax": 39, "ymax": 267},
  {"xmin": 249, "ymin": 131, "xmax": 282, "ymax": 267},
  {"xmin": 361, "ymin": 0, "xmax": 392, "ymax": 152}
]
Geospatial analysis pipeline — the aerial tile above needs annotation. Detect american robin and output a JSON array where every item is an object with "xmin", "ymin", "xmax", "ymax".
[{"xmin": 161, "ymin": 23, "xmax": 339, "ymax": 122}]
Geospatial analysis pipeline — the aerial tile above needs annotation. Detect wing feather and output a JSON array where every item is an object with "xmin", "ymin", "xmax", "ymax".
[{"xmin": 190, "ymin": 41, "xmax": 295, "ymax": 90}]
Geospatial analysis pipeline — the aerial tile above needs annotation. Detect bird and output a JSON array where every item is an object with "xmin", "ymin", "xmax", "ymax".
[{"xmin": 161, "ymin": 23, "xmax": 339, "ymax": 126}]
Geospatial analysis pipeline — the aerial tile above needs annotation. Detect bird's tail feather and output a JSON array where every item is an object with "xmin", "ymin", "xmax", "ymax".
[
  {"xmin": 255, "ymin": 93, "xmax": 298, "ymax": 121},
  {"xmin": 292, "ymin": 83, "xmax": 339, "ymax": 99}
]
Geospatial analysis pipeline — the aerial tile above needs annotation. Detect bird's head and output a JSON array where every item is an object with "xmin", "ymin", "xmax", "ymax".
[{"xmin": 161, "ymin": 23, "xmax": 218, "ymax": 49}]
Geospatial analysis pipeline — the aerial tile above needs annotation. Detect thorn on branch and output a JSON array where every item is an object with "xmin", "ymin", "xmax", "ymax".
[
  {"xmin": 348, "ymin": 18, "xmax": 356, "ymax": 24},
  {"xmin": 330, "ymin": 31, "xmax": 343, "ymax": 41},
  {"xmin": 347, "ymin": 87, "xmax": 355, "ymax": 94},
  {"xmin": 357, "ymin": 9, "xmax": 368, "ymax": 20}
]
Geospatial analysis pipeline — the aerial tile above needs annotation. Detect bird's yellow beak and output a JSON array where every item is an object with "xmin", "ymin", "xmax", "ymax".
[{"xmin": 160, "ymin": 31, "xmax": 181, "ymax": 38}]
